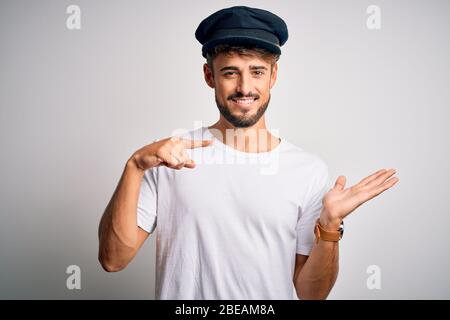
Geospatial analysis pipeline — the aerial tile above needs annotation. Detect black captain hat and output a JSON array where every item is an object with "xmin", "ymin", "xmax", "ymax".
[{"xmin": 195, "ymin": 6, "xmax": 289, "ymax": 58}]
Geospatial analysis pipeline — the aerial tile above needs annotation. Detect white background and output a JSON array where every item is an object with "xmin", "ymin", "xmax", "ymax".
[{"xmin": 0, "ymin": 0, "xmax": 449, "ymax": 299}]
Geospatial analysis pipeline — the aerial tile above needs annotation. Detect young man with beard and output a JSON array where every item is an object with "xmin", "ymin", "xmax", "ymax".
[{"xmin": 98, "ymin": 6, "xmax": 399, "ymax": 299}]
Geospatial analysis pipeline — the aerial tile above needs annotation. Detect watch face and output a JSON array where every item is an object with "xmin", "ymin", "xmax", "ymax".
[{"xmin": 339, "ymin": 220, "xmax": 344, "ymax": 239}]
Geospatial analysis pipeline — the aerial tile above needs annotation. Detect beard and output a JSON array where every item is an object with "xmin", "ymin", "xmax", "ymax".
[{"xmin": 215, "ymin": 93, "xmax": 271, "ymax": 128}]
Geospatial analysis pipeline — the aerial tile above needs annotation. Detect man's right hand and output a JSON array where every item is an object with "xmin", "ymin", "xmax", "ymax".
[{"xmin": 131, "ymin": 136, "xmax": 214, "ymax": 171}]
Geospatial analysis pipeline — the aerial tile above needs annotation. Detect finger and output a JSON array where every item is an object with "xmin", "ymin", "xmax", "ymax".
[
  {"xmin": 166, "ymin": 158, "xmax": 184, "ymax": 169},
  {"xmin": 173, "ymin": 162, "xmax": 185, "ymax": 170},
  {"xmin": 153, "ymin": 155, "xmax": 164, "ymax": 166},
  {"xmin": 179, "ymin": 149, "xmax": 196, "ymax": 168},
  {"xmin": 172, "ymin": 151, "xmax": 191, "ymax": 170},
  {"xmin": 366, "ymin": 168, "xmax": 397, "ymax": 188},
  {"xmin": 169, "ymin": 142, "xmax": 183, "ymax": 154},
  {"xmin": 184, "ymin": 158, "xmax": 196, "ymax": 169},
  {"xmin": 358, "ymin": 169, "xmax": 387, "ymax": 186},
  {"xmin": 181, "ymin": 139, "xmax": 214, "ymax": 149},
  {"xmin": 369, "ymin": 175, "xmax": 400, "ymax": 198},
  {"xmin": 333, "ymin": 176, "xmax": 346, "ymax": 191},
  {"xmin": 174, "ymin": 152, "xmax": 186, "ymax": 165},
  {"xmin": 160, "ymin": 148, "xmax": 189, "ymax": 169},
  {"xmin": 163, "ymin": 152, "xmax": 182, "ymax": 168}
]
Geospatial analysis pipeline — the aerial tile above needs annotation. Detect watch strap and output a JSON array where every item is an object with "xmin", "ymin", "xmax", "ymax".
[{"xmin": 314, "ymin": 218, "xmax": 342, "ymax": 243}]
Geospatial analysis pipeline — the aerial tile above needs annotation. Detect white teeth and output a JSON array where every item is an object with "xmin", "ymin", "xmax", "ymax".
[{"xmin": 233, "ymin": 98, "xmax": 255, "ymax": 105}]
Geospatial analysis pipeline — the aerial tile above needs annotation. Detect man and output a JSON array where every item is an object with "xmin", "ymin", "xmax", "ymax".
[{"xmin": 98, "ymin": 6, "xmax": 399, "ymax": 299}]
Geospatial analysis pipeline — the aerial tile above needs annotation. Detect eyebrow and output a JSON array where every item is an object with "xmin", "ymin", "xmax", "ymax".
[{"xmin": 219, "ymin": 65, "xmax": 268, "ymax": 72}]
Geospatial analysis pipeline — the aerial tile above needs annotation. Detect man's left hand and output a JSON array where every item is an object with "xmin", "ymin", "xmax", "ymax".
[{"xmin": 319, "ymin": 168, "xmax": 399, "ymax": 229}]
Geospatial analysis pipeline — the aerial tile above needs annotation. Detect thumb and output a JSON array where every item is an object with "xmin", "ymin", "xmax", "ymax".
[{"xmin": 334, "ymin": 176, "xmax": 346, "ymax": 191}]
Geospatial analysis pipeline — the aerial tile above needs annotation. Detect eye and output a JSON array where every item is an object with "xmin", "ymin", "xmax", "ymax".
[
  {"xmin": 223, "ymin": 72, "xmax": 236, "ymax": 76},
  {"xmin": 253, "ymin": 71, "xmax": 264, "ymax": 76}
]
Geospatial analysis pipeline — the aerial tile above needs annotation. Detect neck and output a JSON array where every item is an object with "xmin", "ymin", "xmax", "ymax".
[{"xmin": 208, "ymin": 116, "xmax": 280, "ymax": 153}]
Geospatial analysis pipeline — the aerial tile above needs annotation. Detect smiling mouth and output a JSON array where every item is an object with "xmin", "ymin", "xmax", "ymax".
[{"xmin": 231, "ymin": 97, "xmax": 258, "ymax": 107}]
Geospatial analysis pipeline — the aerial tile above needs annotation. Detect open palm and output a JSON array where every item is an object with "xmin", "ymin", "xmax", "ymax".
[{"xmin": 322, "ymin": 168, "xmax": 399, "ymax": 222}]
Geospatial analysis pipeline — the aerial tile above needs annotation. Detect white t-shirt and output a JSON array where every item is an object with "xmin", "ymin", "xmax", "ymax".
[{"xmin": 137, "ymin": 126, "xmax": 332, "ymax": 299}]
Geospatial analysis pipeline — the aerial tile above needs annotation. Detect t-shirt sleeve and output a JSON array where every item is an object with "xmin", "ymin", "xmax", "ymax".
[
  {"xmin": 296, "ymin": 160, "xmax": 333, "ymax": 255},
  {"xmin": 137, "ymin": 167, "xmax": 158, "ymax": 234}
]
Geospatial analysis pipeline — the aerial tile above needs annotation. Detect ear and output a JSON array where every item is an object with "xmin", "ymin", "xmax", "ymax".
[
  {"xmin": 203, "ymin": 63, "xmax": 215, "ymax": 88},
  {"xmin": 269, "ymin": 63, "xmax": 278, "ymax": 89}
]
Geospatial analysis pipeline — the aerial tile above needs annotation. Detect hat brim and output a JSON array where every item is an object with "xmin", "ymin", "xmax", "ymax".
[{"xmin": 202, "ymin": 35, "xmax": 281, "ymax": 58}]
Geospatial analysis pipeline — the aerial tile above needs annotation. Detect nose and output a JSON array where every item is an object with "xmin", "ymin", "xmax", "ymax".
[{"xmin": 236, "ymin": 72, "xmax": 252, "ymax": 97}]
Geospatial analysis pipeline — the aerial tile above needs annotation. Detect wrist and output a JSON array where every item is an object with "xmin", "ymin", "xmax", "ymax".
[
  {"xmin": 319, "ymin": 212, "xmax": 342, "ymax": 231},
  {"xmin": 126, "ymin": 155, "xmax": 146, "ymax": 175}
]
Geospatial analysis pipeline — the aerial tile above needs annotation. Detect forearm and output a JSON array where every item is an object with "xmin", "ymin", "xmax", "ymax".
[
  {"xmin": 98, "ymin": 157, "xmax": 145, "ymax": 270},
  {"xmin": 293, "ymin": 168, "xmax": 398, "ymax": 299},
  {"xmin": 294, "ymin": 229, "xmax": 339, "ymax": 299}
]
